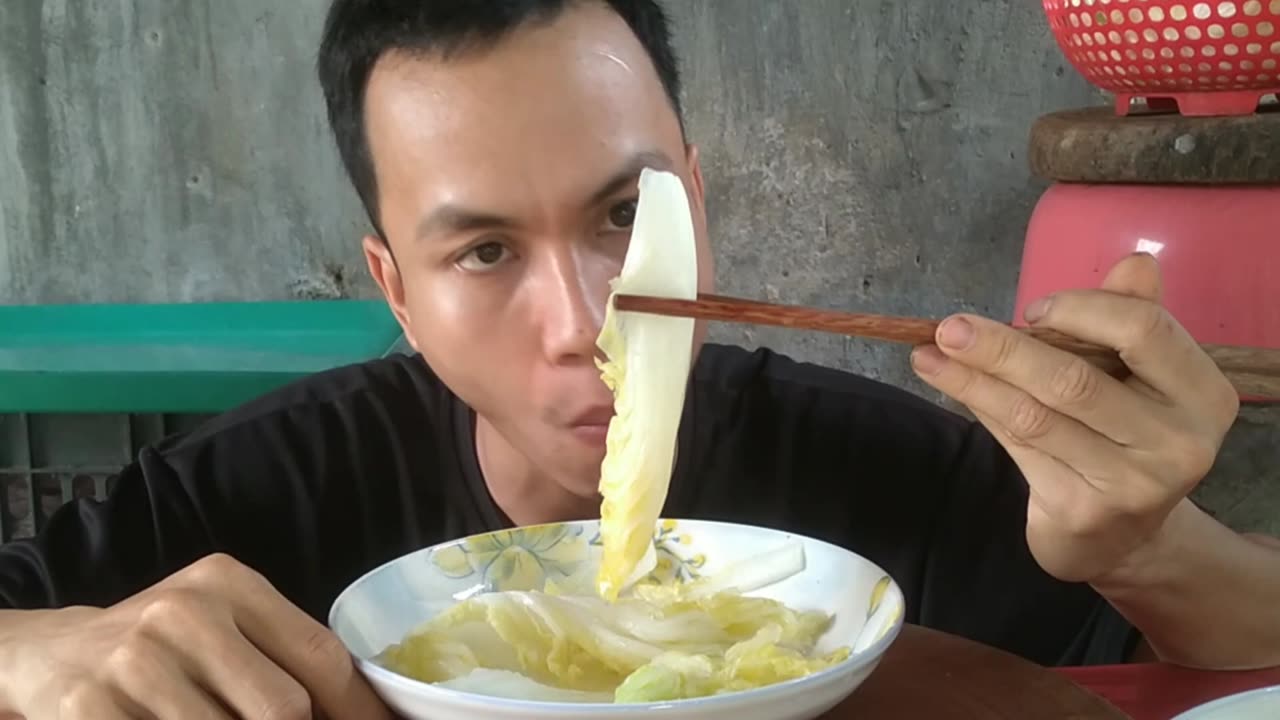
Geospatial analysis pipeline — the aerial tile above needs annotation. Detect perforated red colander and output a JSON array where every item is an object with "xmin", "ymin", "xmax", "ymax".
[{"xmin": 1043, "ymin": 0, "xmax": 1280, "ymax": 116}]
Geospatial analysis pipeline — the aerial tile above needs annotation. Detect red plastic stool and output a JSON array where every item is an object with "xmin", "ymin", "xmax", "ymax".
[{"xmin": 1020, "ymin": 108, "xmax": 1280, "ymax": 403}]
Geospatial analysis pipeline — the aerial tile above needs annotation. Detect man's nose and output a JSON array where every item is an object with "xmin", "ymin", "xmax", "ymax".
[{"xmin": 536, "ymin": 246, "xmax": 612, "ymax": 366}]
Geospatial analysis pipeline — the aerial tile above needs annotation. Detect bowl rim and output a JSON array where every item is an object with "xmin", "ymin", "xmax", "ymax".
[
  {"xmin": 328, "ymin": 517, "xmax": 907, "ymax": 712},
  {"xmin": 1171, "ymin": 684, "xmax": 1280, "ymax": 719}
]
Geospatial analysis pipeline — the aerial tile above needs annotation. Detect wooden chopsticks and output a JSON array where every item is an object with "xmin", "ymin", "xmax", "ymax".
[{"xmin": 612, "ymin": 292, "xmax": 1280, "ymax": 398}]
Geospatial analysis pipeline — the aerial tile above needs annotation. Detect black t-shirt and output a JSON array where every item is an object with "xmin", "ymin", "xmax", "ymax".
[{"xmin": 0, "ymin": 344, "xmax": 1137, "ymax": 666}]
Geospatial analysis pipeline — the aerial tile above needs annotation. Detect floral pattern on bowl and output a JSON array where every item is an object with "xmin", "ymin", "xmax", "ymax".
[
  {"xmin": 429, "ymin": 523, "xmax": 589, "ymax": 593},
  {"xmin": 426, "ymin": 519, "xmax": 716, "ymax": 595},
  {"xmin": 589, "ymin": 518, "xmax": 707, "ymax": 585}
]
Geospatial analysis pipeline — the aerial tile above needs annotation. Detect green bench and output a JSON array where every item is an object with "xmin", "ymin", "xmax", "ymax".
[
  {"xmin": 0, "ymin": 300, "xmax": 404, "ymax": 541},
  {"xmin": 0, "ymin": 300, "xmax": 404, "ymax": 413}
]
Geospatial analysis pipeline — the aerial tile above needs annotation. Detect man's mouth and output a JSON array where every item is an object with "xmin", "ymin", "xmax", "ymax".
[
  {"xmin": 568, "ymin": 406, "xmax": 615, "ymax": 446},
  {"xmin": 570, "ymin": 406, "xmax": 615, "ymax": 427}
]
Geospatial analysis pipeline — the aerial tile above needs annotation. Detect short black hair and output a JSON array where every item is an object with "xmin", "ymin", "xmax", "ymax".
[{"xmin": 317, "ymin": 0, "xmax": 683, "ymax": 238}]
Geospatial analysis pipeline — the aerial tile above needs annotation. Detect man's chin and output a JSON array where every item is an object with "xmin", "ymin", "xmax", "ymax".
[{"xmin": 555, "ymin": 465, "xmax": 605, "ymax": 508}]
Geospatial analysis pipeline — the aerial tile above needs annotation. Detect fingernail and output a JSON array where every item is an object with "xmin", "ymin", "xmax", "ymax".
[
  {"xmin": 1024, "ymin": 297, "xmax": 1052, "ymax": 324},
  {"xmin": 938, "ymin": 318, "xmax": 975, "ymax": 350},
  {"xmin": 911, "ymin": 345, "xmax": 948, "ymax": 376}
]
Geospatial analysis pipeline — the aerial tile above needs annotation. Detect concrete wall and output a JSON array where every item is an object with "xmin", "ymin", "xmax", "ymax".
[{"xmin": 1, "ymin": 1, "xmax": 1275, "ymax": 533}]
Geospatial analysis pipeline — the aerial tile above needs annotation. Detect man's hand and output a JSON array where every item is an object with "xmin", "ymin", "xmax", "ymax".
[
  {"xmin": 909, "ymin": 253, "xmax": 1239, "ymax": 583},
  {"xmin": 0, "ymin": 553, "xmax": 393, "ymax": 720}
]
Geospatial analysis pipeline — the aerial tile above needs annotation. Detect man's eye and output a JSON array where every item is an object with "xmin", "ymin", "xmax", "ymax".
[
  {"xmin": 606, "ymin": 199, "xmax": 638, "ymax": 230},
  {"xmin": 457, "ymin": 242, "xmax": 511, "ymax": 271}
]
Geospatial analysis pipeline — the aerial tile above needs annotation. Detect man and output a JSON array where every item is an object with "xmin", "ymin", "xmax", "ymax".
[{"xmin": 1, "ymin": 1, "xmax": 1277, "ymax": 717}]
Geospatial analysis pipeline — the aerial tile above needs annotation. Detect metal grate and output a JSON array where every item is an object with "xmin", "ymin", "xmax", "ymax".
[{"xmin": 0, "ymin": 413, "xmax": 212, "ymax": 543}]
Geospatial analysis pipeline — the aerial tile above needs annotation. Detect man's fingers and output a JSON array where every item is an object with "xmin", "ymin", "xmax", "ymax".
[
  {"xmin": 239, "ymin": 611, "xmax": 388, "ymax": 720},
  {"xmin": 914, "ymin": 345, "xmax": 1188, "ymax": 511},
  {"xmin": 130, "ymin": 580, "xmax": 312, "ymax": 719},
  {"xmin": 57, "ymin": 683, "xmax": 138, "ymax": 720},
  {"xmin": 968, "ymin": 406, "xmax": 1090, "ymax": 517},
  {"xmin": 1024, "ymin": 290, "xmax": 1237, "ymax": 428},
  {"xmin": 962, "ymin": 407, "xmax": 1105, "ymax": 535},
  {"xmin": 926, "ymin": 313, "xmax": 1162, "ymax": 445},
  {"xmin": 235, "ymin": 602, "xmax": 384, "ymax": 712},
  {"xmin": 109, "ymin": 634, "xmax": 234, "ymax": 720},
  {"xmin": 1098, "ymin": 252, "xmax": 1163, "ymax": 304},
  {"xmin": 192, "ymin": 635, "xmax": 314, "ymax": 720},
  {"xmin": 181, "ymin": 555, "xmax": 392, "ymax": 720},
  {"xmin": 968, "ymin": 406, "xmax": 1144, "ymax": 583},
  {"xmin": 138, "ymin": 590, "xmax": 315, "ymax": 720}
]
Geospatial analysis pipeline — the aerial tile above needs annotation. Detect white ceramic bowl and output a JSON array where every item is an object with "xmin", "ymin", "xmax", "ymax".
[
  {"xmin": 1172, "ymin": 685, "xmax": 1280, "ymax": 720},
  {"xmin": 329, "ymin": 518, "xmax": 906, "ymax": 720}
]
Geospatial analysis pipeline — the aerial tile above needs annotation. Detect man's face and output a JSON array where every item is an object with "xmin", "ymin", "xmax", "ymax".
[{"xmin": 360, "ymin": 3, "xmax": 714, "ymax": 498}]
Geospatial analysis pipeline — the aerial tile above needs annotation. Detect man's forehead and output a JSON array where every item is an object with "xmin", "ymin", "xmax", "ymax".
[
  {"xmin": 361, "ymin": 5, "xmax": 685, "ymax": 239},
  {"xmin": 366, "ymin": 2, "xmax": 660, "ymax": 103},
  {"xmin": 364, "ymin": 64, "xmax": 676, "ymax": 194},
  {"xmin": 366, "ymin": 15, "xmax": 674, "ymax": 143}
]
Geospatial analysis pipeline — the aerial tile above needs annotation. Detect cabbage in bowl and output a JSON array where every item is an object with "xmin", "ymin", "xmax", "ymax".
[{"xmin": 375, "ymin": 535, "xmax": 852, "ymax": 704}]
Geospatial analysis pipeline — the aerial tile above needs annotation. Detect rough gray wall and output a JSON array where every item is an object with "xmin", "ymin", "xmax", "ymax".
[
  {"xmin": 0, "ymin": 0, "xmax": 1275, "ymax": 533},
  {"xmin": 0, "ymin": 1, "xmax": 371, "ymax": 303}
]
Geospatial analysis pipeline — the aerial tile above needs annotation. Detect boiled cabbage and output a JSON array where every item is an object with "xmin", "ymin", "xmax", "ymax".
[
  {"xmin": 594, "ymin": 168, "xmax": 699, "ymax": 600},
  {"xmin": 377, "ymin": 585, "xmax": 848, "ymax": 703},
  {"xmin": 614, "ymin": 625, "xmax": 850, "ymax": 703}
]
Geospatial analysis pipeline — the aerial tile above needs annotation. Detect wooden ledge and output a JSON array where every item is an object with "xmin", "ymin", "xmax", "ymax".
[{"xmin": 1029, "ymin": 105, "xmax": 1280, "ymax": 184}]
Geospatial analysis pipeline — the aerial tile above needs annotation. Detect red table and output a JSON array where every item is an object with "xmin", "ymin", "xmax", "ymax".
[
  {"xmin": 1058, "ymin": 662, "xmax": 1280, "ymax": 719},
  {"xmin": 823, "ymin": 624, "xmax": 1280, "ymax": 719}
]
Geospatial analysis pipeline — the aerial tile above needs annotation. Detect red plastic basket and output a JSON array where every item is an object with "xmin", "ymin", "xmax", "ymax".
[{"xmin": 1044, "ymin": 0, "xmax": 1280, "ymax": 116}]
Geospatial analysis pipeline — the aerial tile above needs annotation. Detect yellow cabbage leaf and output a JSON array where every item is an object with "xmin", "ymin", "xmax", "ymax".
[{"xmin": 594, "ymin": 167, "xmax": 699, "ymax": 601}]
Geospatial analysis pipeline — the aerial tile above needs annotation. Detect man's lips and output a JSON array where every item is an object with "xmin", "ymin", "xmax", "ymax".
[
  {"xmin": 567, "ymin": 406, "xmax": 615, "ymax": 447},
  {"xmin": 569, "ymin": 406, "xmax": 616, "ymax": 428}
]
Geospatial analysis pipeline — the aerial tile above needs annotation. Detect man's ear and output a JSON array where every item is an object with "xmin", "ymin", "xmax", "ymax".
[
  {"xmin": 684, "ymin": 143, "xmax": 716, "ymax": 294},
  {"xmin": 363, "ymin": 235, "xmax": 421, "ymax": 352},
  {"xmin": 686, "ymin": 143, "xmax": 707, "ymax": 218},
  {"xmin": 685, "ymin": 143, "xmax": 716, "ymax": 353}
]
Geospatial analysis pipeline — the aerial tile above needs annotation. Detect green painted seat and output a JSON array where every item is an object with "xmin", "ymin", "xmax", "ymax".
[{"xmin": 0, "ymin": 300, "xmax": 403, "ymax": 414}]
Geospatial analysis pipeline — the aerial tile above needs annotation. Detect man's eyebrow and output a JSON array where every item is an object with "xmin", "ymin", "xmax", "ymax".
[
  {"xmin": 414, "ymin": 150, "xmax": 675, "ymax": 242},
  {"xmin": 415, "ymin": 205, "xmax": 514, "ymax": 242},
  {"xmin": 585, "ymin": 149, "xmax": 675, "ymax": 208}
]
